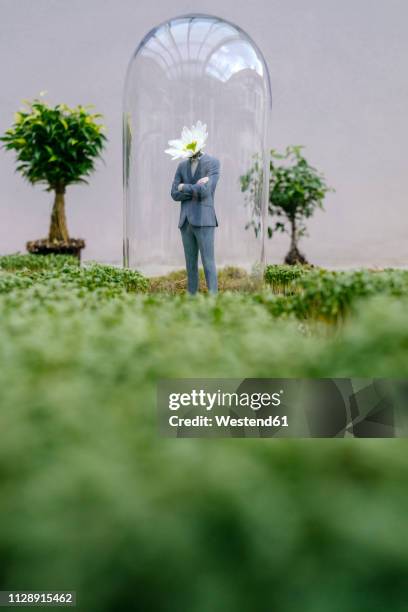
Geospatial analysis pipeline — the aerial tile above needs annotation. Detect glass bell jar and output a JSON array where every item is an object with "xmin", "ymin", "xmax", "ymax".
[{"xmin": 123, "ymin": 13, "xmax": 272, "ymax": 275}]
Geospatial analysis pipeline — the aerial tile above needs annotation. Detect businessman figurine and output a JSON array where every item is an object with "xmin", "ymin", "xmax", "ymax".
[{"xmin": 166, "ymin": 121, "xmax": 220, "ymax": 294}]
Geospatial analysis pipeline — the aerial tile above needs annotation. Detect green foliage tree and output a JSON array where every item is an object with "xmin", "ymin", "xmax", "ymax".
[
  {"xmin": 0, "ymin": 97, "xmax": 106, "ymax": 244},
  {"xmin": 241, "ymin": 146, "xmax": 334, "ymax": 264}
]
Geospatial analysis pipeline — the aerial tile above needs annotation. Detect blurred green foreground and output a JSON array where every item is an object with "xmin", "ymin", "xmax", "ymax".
[{"xmin": 0, "ymin": 254, "xmax": 407, "ymax": 611}]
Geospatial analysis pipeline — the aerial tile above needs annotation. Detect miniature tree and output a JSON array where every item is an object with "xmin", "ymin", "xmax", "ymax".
[
  {"xmin": 1, "ymin": 96, "xmax": 106, "ymax": 257},
  {"xmin": 241, "ymin": 145, "xmax": 333, "ymax": 264}
]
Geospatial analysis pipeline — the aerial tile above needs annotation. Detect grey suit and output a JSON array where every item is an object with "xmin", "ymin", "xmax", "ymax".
[{"xmin": 171, "ymin": 153, "xmax": 220, "ymax": 294}]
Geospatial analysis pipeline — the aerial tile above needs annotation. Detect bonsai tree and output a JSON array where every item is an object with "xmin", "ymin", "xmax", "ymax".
[
  {"xmin": 0, "ymin": 96, "xmax": 106, "ymax": 257},
  {"xmin": 241, "ymin": 145, "xmax": 334, "ymax": 264}
]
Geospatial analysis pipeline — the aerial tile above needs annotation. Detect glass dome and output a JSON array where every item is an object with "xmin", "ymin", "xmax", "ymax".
[{"xmin": 123, "ymin": 13, "xmax": 272, "ymax": 275}]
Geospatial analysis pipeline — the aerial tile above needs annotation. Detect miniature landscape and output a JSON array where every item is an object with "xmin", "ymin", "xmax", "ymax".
[{"xmin": 1, "ymin": 254, "xmax": 407, "ymax": 610}]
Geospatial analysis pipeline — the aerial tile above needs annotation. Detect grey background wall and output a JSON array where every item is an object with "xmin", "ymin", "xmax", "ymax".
[{"xmin": 1, "ymin": 0, "xmax": 407, "ymax": 267}]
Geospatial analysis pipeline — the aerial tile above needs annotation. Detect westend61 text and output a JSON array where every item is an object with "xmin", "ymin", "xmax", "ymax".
[{"xmin": 169, "ymin": 414, "xmax": 289, "ymax": 428}]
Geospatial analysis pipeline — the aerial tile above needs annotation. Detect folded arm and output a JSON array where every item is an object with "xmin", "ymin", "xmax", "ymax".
[
  {"xmin": 182, "ymin": 158, "xmax": 220, "ymax": 201},
  {"xmin": 171, "ymin": 165, "xmax": 192, "ymax": 202}
]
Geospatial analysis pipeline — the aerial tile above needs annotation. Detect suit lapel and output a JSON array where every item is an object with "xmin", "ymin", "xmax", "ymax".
[
  {"xmin": 186, "ymin": 159, "xmax": 193, "ymax": 183},
  {"xmin": 187, "ymin": 154, "xmax": 206, "ymax": 183},
  {"xmin": 192, "ymin": 156, "xmax": 201, "ymax": 182}
]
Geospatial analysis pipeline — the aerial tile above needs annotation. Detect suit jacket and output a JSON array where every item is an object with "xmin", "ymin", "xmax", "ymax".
[{"xmin": 171, "ymin": 153, "xmax": 220, "ymax": 228}]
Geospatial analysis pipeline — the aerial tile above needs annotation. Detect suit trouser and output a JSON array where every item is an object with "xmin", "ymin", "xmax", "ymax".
[{"xmin": 180, "ymin": 219, "xmax": 218, "ymax": 294}]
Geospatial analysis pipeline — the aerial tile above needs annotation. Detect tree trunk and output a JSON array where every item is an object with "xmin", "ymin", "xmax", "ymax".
[
  {"xmin": 284, "ymin": 216, "xmax": 308, "ymax": 265},
  {"xmin": 48, "ymin": 186, "xmax": 69, "ymax": 243}
]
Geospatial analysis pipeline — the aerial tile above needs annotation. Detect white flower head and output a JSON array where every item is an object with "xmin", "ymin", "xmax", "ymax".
[{"xmin": 165, "ymin": 120, "xmax": 208, "ymax": 160}]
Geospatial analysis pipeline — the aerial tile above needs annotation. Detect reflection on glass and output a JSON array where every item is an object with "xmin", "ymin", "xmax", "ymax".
[{"xmin": 123, "ymin": 14, "xmax": 272, "ymax": 275}]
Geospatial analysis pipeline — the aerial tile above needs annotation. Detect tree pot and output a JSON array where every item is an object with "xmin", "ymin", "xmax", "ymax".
[
  {"xmin": 284, "ymin": 245, "xmax": 308, "ymax": 266},
  {"xmin": 26, "ymin": 238, "xmax": 85, "ymax": 261}
]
